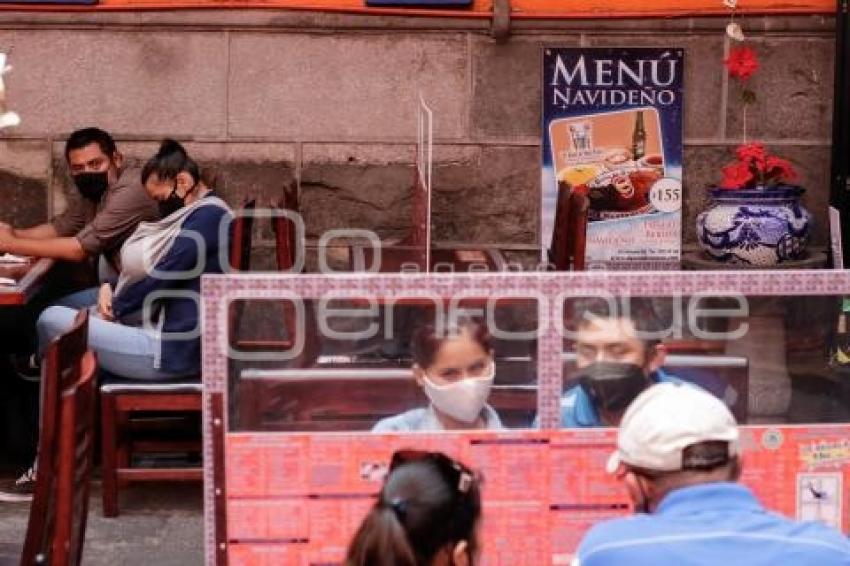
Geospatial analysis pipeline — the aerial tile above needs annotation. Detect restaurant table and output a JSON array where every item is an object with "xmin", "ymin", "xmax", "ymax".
[
  {"xmin": 0, "ymin": 258, "xmax": 55, "ymax": 306},
  {"xmin": 349, "ymin": 243, "xmax": 507, "ymax": 272}
]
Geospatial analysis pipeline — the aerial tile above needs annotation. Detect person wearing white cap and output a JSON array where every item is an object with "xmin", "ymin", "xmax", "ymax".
[{"xmin": 573, "ymin": 382, "xmax": 850, "ymax": 565}]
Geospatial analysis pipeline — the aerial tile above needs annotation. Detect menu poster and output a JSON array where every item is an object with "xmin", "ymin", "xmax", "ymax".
[{"xmin": 541, "ymin": 47, "xmax": 684, "ymax": 270}]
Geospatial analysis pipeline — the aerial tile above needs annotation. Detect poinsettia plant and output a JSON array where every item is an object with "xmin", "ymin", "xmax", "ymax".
[
  {"xmin": 715, "ymin": 3, "xmax": 799, "ymax": 190},
  {"xmin": 719, "ymin": 142, "xmax": 798, "ymax": 190}
]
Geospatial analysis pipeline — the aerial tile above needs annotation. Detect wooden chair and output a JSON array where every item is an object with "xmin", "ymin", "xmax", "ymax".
[
  {"xmin": 21, "ymin": 309, "xmax": 97, "ymax": 566},
  {"xmin": 100, "ymin": 199, "xmax": 255, "ymax": 517},
  {"xmin": 235, "ymin": 367, "xmax": 537, "ymax": 432},
  {"xmin": 272, "ymin": 186, "xmax": 299, "ymax": 272},
  {"xmin": 550, "ymin": 185, "xmax": 589, "ymax": 271}
]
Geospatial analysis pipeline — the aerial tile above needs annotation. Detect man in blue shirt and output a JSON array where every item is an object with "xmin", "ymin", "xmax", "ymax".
[
  {"xmin": 561, "ymin": 297, "xmax": 680, "ymax": 427},
  {"xmin": 574, "ymin": 382, "xmax": 850, "ymax": 566}
]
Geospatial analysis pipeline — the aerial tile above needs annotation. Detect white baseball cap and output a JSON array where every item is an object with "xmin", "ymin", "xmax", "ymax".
[{"xmin": 605, "ymin": 382, "xmax": 740, "ymax": 474}]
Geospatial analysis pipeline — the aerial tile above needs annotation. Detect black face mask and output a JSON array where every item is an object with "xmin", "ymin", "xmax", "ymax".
[
  {"xmin": 158, "ymin": 187, "xmax": 185, "ymax": 219},
  {"xmin": 577, "ymin": 361, "xmax": 649, "ymax": 413},
  {"xmin": 73, "ymin": 171, "xmax": 109, "ymax": 202},
  {"xmin": 158, "ymin": 181, "xmax": 198, "ymax": 219}
]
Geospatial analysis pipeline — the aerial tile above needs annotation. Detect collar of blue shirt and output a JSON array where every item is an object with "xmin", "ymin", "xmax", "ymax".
[{"xmin": 656, "ymin": 482, "xmax": 763, "ymax": 516}]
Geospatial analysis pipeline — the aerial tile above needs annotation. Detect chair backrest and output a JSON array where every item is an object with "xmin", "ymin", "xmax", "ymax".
[
  {"xmin": 549, "ymin": 186, "xmax": 589, "ymax": 271},
  {"xmin": 22, "ymin": 309, "xmax": 97, "ymax": 566},
  {"xmin": 549, "ymin": 184, "xmax": 572, "ymax": 270},
  {"xmin": 229, "ymin": 198, "xmax": 256, "ymax": 273},
  {"xmin": 568, "ymin": 191, "xmax": 589, "ymax": 271},
  {"xmin": 272, "ymin": 185, "xmax": 299, "ymax": 271}
]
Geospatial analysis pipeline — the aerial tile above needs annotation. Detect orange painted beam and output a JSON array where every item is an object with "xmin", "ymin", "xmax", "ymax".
[
  {"xmin": 0, "ymin": 0, "xmax": 835, "ymax": 17},
  {"xmin": 511, "ymin": 0, "xmax": 835, "ymax": 17}
]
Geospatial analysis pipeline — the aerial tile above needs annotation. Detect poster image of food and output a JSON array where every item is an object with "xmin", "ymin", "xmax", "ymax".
[{"xmin": 542, "ymin": 47, "xmax": 684, "ymax": 270}]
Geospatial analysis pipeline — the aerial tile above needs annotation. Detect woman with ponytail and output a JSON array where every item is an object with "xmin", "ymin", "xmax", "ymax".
[
  {"xmin": 346, "ymin": 450, "xmax": 482, "ymax": 566},
  {"xmin": 36, "ymin": 139, "xmax": 232, "ymax": 380}
]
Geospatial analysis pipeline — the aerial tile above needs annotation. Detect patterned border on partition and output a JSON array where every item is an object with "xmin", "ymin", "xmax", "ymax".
[{"xmin": 201, "ymin": 269, "xmax": 850, "ymax": 564}]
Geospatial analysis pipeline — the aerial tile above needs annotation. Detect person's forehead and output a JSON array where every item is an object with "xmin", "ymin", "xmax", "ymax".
[
  {"xmin": 146, "ymin": 172, "xmax": 168, "ymax": 185},
  {"xmin": 430, "ymin": 331, "xmax": 487, "ymax": 366},
  {"xmin": 67, "ymin": 142, "xmax": 108, "ymax": 164},
  {"xmin": 576, "ymin": 316, "xmax": 640, "ymax": 343}
]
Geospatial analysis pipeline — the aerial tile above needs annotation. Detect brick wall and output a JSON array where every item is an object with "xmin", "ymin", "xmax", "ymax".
[{"xmin": 0, "ymin": 10, "xmax": 836, "ymax": 265}]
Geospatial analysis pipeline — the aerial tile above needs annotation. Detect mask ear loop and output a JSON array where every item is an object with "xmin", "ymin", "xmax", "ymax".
[{"xmin": 167, "ymin": 182, "xmax": 180, "ymax": 199}]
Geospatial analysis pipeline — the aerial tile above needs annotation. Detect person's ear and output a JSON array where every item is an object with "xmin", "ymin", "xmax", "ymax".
[
  {"xmin": 413, "ymin": 364, "xmax": 425, "ymax": 388},
  {"xmin": 176, "ymin": 171, "xmax": 194, "ymax": 193},
  {"xmin": 622, "ymin": 469, "xmax": 655, "ymax": 511},
  {"xmin": 621, "ymin": 469, "xmax": 643, "ymax": 507},
  {"xmin": 111, "ymin": 150, "xmax": 124, "ymax": 170},
  {"xmin": 645, "ymin": 343, "xmax": 667, "ymax": 373},
  {"xmin": 451, "ymin": 540, "xmax": 470, "ymax": 566}
]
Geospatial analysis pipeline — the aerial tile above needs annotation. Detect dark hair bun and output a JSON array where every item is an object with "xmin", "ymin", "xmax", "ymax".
[{"xmin": 157, "ymin": 138, "xmax": 188, "ymax": 158}]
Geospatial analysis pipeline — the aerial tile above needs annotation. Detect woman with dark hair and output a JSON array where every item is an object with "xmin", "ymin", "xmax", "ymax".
[
  {"xmin": 35, "ymin": 139, "xmax": 232, "ymax": 380},
  {"xmin": 346, "ymin": 450, "xmax": 482, "ymax": 566},
  {"xmin": 372, "ymin": 317, "xmax": 503, "ymax": 432}
]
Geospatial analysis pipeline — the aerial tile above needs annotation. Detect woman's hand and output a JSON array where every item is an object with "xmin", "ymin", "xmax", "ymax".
[{"xmin": 97, "ymin": 282, "xmax": 114, "ymax": 321}]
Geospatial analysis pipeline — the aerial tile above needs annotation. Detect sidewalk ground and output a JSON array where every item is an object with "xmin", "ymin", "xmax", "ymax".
[{"xmin": 0, "ymin": 480, "xmax": 203, "ymax": 566}]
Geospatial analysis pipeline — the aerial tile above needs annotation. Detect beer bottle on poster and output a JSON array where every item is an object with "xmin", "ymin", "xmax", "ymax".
[{"xmin": 632, "ymin": 111, "xmax": 647, "ymax": 160}]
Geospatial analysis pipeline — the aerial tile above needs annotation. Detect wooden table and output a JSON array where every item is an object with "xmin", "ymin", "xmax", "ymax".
[
  {"xmin": 0, "ymin": 258, "xmax": 54, "ymax": 306},
  {"xmin": 349, "ymin": 244, "xmax": 507, "ymax": 273}
]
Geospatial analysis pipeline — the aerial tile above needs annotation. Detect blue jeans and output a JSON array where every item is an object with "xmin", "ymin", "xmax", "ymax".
[
  {"xmin": 54, "ymin": 287, "xmax": 100, "ymax": 310},
  {"xmin": 36, "ymin": 306, "xmax": 188, "ymax": 381}
]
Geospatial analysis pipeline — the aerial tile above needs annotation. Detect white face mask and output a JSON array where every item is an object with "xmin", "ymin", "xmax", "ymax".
[{"xmin": 422, "ymin": 366, "xmax": 494, "ymax": 425}]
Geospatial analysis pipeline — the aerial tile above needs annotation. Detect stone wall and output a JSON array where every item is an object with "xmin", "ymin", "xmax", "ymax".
[{"xmin": 0, "ymin": 10, "xmax": 836, "ymax": 265}]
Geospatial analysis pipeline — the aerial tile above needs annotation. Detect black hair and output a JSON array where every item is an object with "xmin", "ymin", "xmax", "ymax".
[
  {"xmin": 141, "ymin": 139, "xmax": 201, "ymax": 185},
  {"xmin": 412, "ymin": 315, "xmax": 492, "ymax": 370},
  {"xmin": 568, "ymin": 296, "xmax": 672, "ymax": 350},
  {"xmin": 629, "ymin": 441, "xmax": 737, "ymax": 480},
  {"xmin": 64, "ymin": 127, "xmax": 118, "ymax": 161},
  {"xmin": 345, "ymin": 458, "xmax": 481, "ymax": 566}
]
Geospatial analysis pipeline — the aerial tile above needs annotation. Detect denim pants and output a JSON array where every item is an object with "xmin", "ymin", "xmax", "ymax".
[
  {"xmin": 36, "ymin": 306, "xmax": 186, "ymax": 381},
  {"xmin": 54, "ymin": 286, "xmax": 100, "ymax": 310}
]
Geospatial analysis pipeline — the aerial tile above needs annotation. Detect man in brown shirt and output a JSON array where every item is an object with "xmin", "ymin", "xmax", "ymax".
[
  {"xmin": 0, "ymin": 127, "xmax": 158, "ymax": 270},
  {"xmin": 0, "ymin": 128, "xmax": 158, "ymax": 370},
  {"xmin": 0, "ymin": 128, "xmax": 160, "ymax": 502}
]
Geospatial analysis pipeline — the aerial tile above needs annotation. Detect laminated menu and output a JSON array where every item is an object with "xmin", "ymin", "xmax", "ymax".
[
  {"xmin": 542, "ymin": 47, "xmax": 684, "ymax": 270},
  {"xmin": 220, "ymin": 426, "xmax": 850, "ymax": 564}
]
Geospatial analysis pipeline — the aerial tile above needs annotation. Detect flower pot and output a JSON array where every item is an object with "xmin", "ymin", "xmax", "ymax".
[{"xmin": 696, "ymin": 185, "xmax": 811, "ymax": 266}]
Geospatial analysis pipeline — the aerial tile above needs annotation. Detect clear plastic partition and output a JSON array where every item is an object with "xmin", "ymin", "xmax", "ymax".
[
  {"xmin": 202, "ymin": 271, "xmax": 850, "ymax": 566},
  {"xmin": 226, "ymin": 297, "xmax": 540, "ymax": 432},
  {"xmin": 561, "ymin": 293, "xmax": 850, "ymax": 425}
]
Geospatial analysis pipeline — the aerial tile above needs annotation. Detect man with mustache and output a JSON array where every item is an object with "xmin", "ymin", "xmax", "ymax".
[
  {"xmin": 0, "ymin": 129, "xmax": 157, "ymax": 502},
  {"xmin": 0, "ymin": 127, "xmax": 157, "ymax": 275}
]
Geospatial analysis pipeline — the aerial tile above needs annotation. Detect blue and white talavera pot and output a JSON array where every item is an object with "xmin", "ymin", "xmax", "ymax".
[{"xmin": 696, "ymin": 185, "xmax": 811, "ymax": 266}]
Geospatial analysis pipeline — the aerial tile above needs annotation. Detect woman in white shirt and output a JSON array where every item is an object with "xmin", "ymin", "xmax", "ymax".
[{"xmin": 373, "ymin": 316, "xmax": 503, "ymax": 432}]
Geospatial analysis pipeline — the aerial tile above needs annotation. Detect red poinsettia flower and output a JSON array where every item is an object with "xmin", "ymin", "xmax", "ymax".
[
  {"xmin": 725, "ymin": 46, "xmax": 759, "ymax": 81},
  {"xmin": 765, "ymin": 155, "xmax": 798, "ymax": 183},
  {"xmin": 720, "ymin": 161, "xmax": 754, "ymax": 189},
  {"xmin": 736, "ymin": 142, "xmax": 767, "ymax": 167}
]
